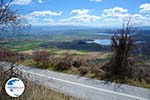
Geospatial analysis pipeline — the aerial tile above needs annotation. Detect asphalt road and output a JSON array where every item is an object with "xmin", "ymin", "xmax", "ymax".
[{"xmin": 0, "ymin": 63, "xmax": 150, "ymax": 100}]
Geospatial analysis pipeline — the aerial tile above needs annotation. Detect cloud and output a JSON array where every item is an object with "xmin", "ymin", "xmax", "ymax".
[
  {"xmin": 132, "ymin": 14, "xmax": 150, "ymax": 25},
  {"xmin": 90, "ymin": 0, "xmax": 102, "ymax": 2},
  {"xmin": 12, "ymin": 0, "xmax": 32, "ymax": 5},
  {"xmin": 23, "ymin": 10, "xmax": 62, "ymax": 25},
  {"xmin": 71, "ymin": 9, "xmax": 89, "ymax": 15},
  {"xmin": 29, "ymin": 11, "xmax": 63, "ymax": 17},
  {"xmin": 101, "ymin": 6, "xmax": 150, "ymax": 26},
  {"xmin": 12, "ymin": 0, "xmax": 44, "ymax": 5},
  {"xmin": 102, "ymin": 7, "xmax": 129, "ymax": 18},
  {"xmin": 61, "ymin": 9, "xmax": 101, "ymax": 22},
  {"xmin": 38, "ymin": 0, "xmax": 43, "ymax": 3},
  {"xmin": 103, "ymin": 7, "xmax": 128, "ymax": 14},
  {"xmin": 21, "ymin": 5, "xmax": 150, "ymax": 26},
  {"xmin": 43, "ymin": 18, "xmax": 54, "ymax": 22},
  {"xmin": 140, "ymin": 3, "xmax": 150, "ymax": 13},
  {"xmin": 102, "ymin": 7, "xmax": 131, "ymax": 22}
]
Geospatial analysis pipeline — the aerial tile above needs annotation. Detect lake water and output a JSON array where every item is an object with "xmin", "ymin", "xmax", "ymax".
[
  {"xmin": 94, "ymin": 33, "xmax": 113, "ymax": 36},
  {"xmin": 87, "ymin": 39, "xmax": 112, "ymax": 45},
  {"xmin": 86, "ymin": 39, "xmax": 146, "ymax": 45},
  {"xmin": 95, "ymin": 33, "xmax": 138, "ymax": 36},
  {"xmin": 87, "ymin": 33, "xmax": 146, "ymax": 45}
]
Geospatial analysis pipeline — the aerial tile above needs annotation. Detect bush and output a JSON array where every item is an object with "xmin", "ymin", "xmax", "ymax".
[
  {"xmin": 90, "ymin": 66, "xmax": 105, "ymax": 78},
  {"xmin": 33, "ymin": 51, "xmax": 50, "ymax": 65},
  {"xmin": 54, "ymin": 62, "xmax": 71, "ymax": 71},
  {"xmin": 73, "ymin": 61, "xmax": 82, "ymax": 68},
  {"xmin": 33, "ymin": 51, "xmax": 50, "ymax": 69},
  {"xmin": 72, "ymin": 59, "xmax": 86, "ymax": 68},
  {"xmin": 53, "ymin": 54, "xmax": 73, "ymax": 71},
  {"xmin": 78, "ymin": 66, "xmax": 88, "ymax": 76},
  {"xmin": 0, "ymin": 49, "xmax": 19, "ymax": 63}
]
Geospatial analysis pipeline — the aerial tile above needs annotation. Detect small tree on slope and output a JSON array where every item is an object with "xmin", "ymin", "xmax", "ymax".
[{"xmin": 102, "ymin": 19, "xmax": 136, "ymax": 78}]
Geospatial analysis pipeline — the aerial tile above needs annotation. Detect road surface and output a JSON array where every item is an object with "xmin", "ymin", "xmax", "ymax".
[{"xmin": 0, "ymin": 63, "xmax": 150, "ymax": 100}]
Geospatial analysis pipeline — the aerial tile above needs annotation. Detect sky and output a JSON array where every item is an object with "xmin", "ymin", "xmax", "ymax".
[{"xmin": 11, "ymin": 0, "xmax": 150, "ymax": 27}]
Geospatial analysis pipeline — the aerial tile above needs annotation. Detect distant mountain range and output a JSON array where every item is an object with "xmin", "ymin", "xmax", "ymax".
[
  {"xmin": 30, "ymin": 25, "xmax": 150, "ymax": 33},
  {"xmin": 30, "ymin": 26, "xmax": 94, "ymax": 32},
  {"xmin": 136, "ymin": 26, "xmax": 150, "ymax": 30}
]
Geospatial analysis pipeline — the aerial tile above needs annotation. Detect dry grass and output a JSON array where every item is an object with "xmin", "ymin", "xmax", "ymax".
[{"xmin": 16, "ymin": 81, "xmax": 80, "ymax": 100}]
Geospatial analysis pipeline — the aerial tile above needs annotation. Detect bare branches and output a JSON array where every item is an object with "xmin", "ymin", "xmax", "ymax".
[
  {"xmin": 103, "ymin": 19, "xmax": 136, "ymax": 78},
  {"xmin": 0, "ymin": 0, "xmax": 16, "ymax": 25},
  {"xmin": 112, "ymin": 19, "xmax": 136, "ymax": 52},
  {"xmin": 0, "ymin": 0, "xmax": 30, "ymax": 78},
  {"xmin": 0, "ymin": 0, "xmax": 30, "ymax": 34}
]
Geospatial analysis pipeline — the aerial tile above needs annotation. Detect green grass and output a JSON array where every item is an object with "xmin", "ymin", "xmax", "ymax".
[{"xmin": 5, "ymin": 41, "xmax": 43, "ymax": 52}]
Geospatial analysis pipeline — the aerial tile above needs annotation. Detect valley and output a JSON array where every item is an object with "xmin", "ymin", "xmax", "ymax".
[{"xmin": 1, "ymin": 27, "xmax": 150, "ymax": 88}]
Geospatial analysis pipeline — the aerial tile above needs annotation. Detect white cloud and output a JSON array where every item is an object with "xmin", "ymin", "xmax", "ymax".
[
  {"xmin": 61, "ymin": 9, "xmax": 101, "ymax": 22},
  {"xmin": 43, "ymin": 18, "xmax": 54, "ymax": 22},
  {"xmin": 23, "ymin": 10, "xmax": 62, "ymax": 25},
  {"xmin": 132, "ymin": 14, "xmax": 150, "ymax": 26},
  {"xmin": 71, "ymin": 9, "xmax": 90, "ymax": 15},
  {"xmin": 102, "ymin": 7, "xmax": 129, "ymax": 19},
  {"xmin": 21, "ymin": 6, "xmax": 150, "ymax": 26},
  {"xmin": 38, "ymin": 0, "xmax": 43, "ymax": 3},
  {"xmin": 101, "ymin": 6, "xmax": 150, "ymax": 26},
  {"xmin": 29, "ymin": 11, "xmax": 63, "ymax": 17},
  {"xmin": 140, "ymin": 3, "xmax": 150, "ymax": 13},
  {"xmin": 12, "ymin": 0, "xmax": 32, "ymax": 5},
  {"xmin": 90, "ymin": 0, "xmax": 102, "ymax": 2},
  {"xmin": 103, "ymin": 7, "xmax": 128, "ymax": 14},
  {"xmin": 12, "ymin": 0, "xmax": 44, "ymax": 5}
]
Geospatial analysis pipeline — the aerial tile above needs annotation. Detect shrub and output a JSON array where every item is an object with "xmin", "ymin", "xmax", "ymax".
[
  {"xmin": 78, "ymin": 66, "xmax": 89, "ymax": 76},
  {"xmin": 90, "ymin": 66, "xmax": 105, "ymax": 78},
  {"xmin": 33, "ymin": 51, "xmax": 49, "ymax": 64},
  {"xmin": 54, "ymin": 61, "xmax": 71, "ymax": 71},
  {"xmin": 0, "ymin": 49, "xmax": 19, "ymax": 63},
  {"xmin": 33, "ymin": 51, "xmax": 50, "ymax": 69},
  {"xmin": 72, "ymin": 59, "xmax": 86, "ymax": 68},
  {"xmin": 53, "ymin": 54, "xmax": 73, "ymax": 71}
]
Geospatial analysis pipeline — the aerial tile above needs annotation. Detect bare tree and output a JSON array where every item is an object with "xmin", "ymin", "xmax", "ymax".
[
  {"xmin": 0, "ymin": 0, "xmax": 31, "ymax": 36},
  {"xmin": 0, "ymin": 0, "xmax": 30, "ymax": 96},
  {"xmin": 0, "ymin": 0, "xmax": 17, "ymax": 31},
  {"xmin": 102, "ymin": 19, "xmax": 136, "ymax": 78}
]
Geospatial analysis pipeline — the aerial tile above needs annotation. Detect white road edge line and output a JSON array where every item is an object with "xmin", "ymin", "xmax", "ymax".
[{"xmin": 21, "ymin": 69, "xmax": 147, "ymax": 100}]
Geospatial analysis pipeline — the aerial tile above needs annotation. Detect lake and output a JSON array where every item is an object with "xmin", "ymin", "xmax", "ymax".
[
  {"xmin": 86, "ymin": 39, "xmax": 146, "ymax": 45},
  {"xmin": 94, "ymin": 33, "xmax": 113, "ymax": 36},
  {"xmin": 86, "ymin": 39, "xmax": 112, "ymax": 45}
]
